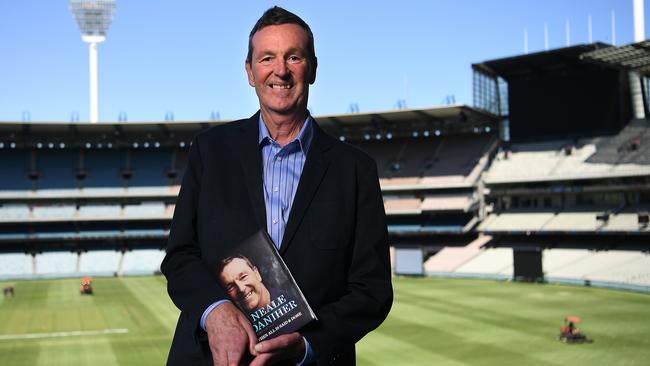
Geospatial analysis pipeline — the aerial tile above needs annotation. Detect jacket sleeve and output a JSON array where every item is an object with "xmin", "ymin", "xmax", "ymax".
[
  {"xmin": 302, "ymin": 156, "xmax": 393, "ymax": 360},
  {"xmin": 160, "ymin": 136, "xmax": 227, "ymax": 340}
]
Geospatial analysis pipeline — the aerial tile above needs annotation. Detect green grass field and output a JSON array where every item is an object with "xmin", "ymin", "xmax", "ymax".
[{"xmin": 1, "ymin": 276, "xmax": 649, "ymax": 365}]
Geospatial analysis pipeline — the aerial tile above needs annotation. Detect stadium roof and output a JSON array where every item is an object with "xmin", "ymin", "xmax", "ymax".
[
  {"xmin": 316, "ymin": 104, "xmax": 498, "ymax": 139},
  {"xmin": 473, "ymin": 43, "xmax": 611, "ymax": 80},
  {"xmin": 0, "ymin": 105, "xmax": 498, "ymax": 147},
  {"xmin": 580, "ymin": 40, "xmax": 650, "ymax": 76}
]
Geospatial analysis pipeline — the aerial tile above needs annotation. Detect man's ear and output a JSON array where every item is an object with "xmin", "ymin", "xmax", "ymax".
[
  {"xmin": 309, "ymin": 57, "xmax": 318, "ymax": 84},
  {"xmin": 245, "ymin": 61, "xmax": 255, "ymax": 87}
]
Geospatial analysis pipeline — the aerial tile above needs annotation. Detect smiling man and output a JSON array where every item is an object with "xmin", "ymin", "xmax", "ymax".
[
  {"xmin": 217, "ymin": 255, "xmax": 272, "ymax": 312},
  {"xmin": 245, "ymin": 24, "xmax": 315, "ymax": 134},
  {"xmin": 162, "ymin": 6, "xmax": 392, "ymax": 366}
]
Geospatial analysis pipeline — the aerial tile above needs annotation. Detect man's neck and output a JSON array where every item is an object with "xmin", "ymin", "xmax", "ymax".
[{"xmin": 260, "ymin": 109, "xmax": 308, "ymax": 147}]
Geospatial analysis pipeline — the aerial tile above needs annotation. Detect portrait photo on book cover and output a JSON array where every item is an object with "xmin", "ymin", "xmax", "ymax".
[{"xmin": 212, "ymin": 235, "xmax": 313, "ymax": 341}]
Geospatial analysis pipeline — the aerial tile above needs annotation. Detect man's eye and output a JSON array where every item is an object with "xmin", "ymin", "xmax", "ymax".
[
  {"xmin": 260, "ymin": 57, "xmax": 272, "ymax": 65},
  {"xmin": 241, "ymin": 274, "xmax": 248, "ymax": 280},
  {"xmin": 288, "ymin": 56, "xmax": 302, "ymax": 63},
  {"xmin": 226, "ymin": 284, "xmax": 234, "ymax": 292}
]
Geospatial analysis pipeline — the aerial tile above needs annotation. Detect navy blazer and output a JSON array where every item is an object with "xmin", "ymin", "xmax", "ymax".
[{"xmin": 161, "ymin": 112, "xmax": 392, "ymax": 365}]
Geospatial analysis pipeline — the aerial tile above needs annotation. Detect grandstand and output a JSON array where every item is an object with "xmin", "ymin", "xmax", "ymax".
[
  {"xmin": 0, "ymin": 105, "xmax": 498, "ymax": 280},
  {"xmin": 1, "ymin": 41, "xmax": 649, "ymax": 293},
  {"xmin": 465, "ymin": 41, "xmax": 650, "ymax": 289}
]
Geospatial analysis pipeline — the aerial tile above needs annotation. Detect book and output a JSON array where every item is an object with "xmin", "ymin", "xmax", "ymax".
[{"xmin": 212, "ymin": 230, "xmax": 318, "ymax": 341}]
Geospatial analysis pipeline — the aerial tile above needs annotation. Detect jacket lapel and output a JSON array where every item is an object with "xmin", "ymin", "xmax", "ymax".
[
  {"xmin": 238, "ymin": 113, "xmax": 267, "ymax": 231},
  {"xmin": 279, "ymin": 122, "xmax": 333, "ymax": 254}
]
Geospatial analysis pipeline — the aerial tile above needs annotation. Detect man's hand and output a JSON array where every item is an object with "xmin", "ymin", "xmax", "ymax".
[
  {"xmin": 250, "ymin": 332, "xmax": 305, "ymax": 366},
  {"xmin": 205, "ymin": 302, "xmax": 258, "ymax": 366}
]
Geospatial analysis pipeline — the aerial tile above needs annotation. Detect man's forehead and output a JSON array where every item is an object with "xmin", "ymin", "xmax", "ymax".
[
  {"xmin": 224, "ymin": 258, "xmax": 253, "ymax": 271},
  {"xmin": 251, "ymin": 23, "xmax": 309, "ymax": 51}
]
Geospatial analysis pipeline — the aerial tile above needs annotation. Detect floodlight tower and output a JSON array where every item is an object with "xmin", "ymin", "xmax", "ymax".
[{"xmin": 70, "ymin": 0, "xmax": 116, "ymax": 123}]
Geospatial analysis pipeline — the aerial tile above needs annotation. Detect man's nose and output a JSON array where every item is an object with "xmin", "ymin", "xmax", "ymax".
[
  {"xmin": 273, "ymin": 60, "xmax": 288, "ymax": 77},
  {"xmin": 236, "ymin": 281, "xmax": 246, "ymax": 293}
]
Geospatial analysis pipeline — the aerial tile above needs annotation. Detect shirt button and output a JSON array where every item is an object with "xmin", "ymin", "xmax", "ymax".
[
  {"xmin": 272, "ymin": 219, "xmax": 278, "ymax": 224},
  {"xmin": 273, "ymin": 186, "xmax": 279, "ymax": 192},
  {"xmin": 276, "ymin": 156, "xmax": 282, "ymax": 161}
]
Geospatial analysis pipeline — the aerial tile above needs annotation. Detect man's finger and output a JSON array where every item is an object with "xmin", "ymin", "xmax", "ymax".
[
  {"xmin": 249, "ymin": 352, "xmax": 276, "ymax": 366},
  {"xmin": 227, "ymin": 348, "xmax": 243, "ymax": 366},
  {"xmin": 238, "ymin": 315, "xmax": 259, "ymax": 355},
  {"xmin": 254, "ymin": 332, "xmax": 302, "ymax": 353}
]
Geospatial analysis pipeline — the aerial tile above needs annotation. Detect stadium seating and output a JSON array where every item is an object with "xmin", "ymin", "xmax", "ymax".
[
  {"xmin": 544, "ymin": 249, "xmax": 650, "ymax": 286},
  {"xmin": 421, "ymin": 194, "xmax": 473, "ymax": 212},
  {"xmin": 123, "ymin": 201, "xmax": 166, "ymax": 217},
  {"xmin": 587, "ymin": 252, "xmax": 650, "ymax": 285},
  {"xmin": 383, "ymin": 193, "xmax": 477, "ymax": 216},
  {"xmin": 424, "ymin": 235, "xmax": 492, "ymax": 272},
  {"xmin": 129, "ymin": 149, "xmax": 173, "ymax": 186},
  {"xmin": 541, "ymin": 249, "xmax": 593, "ymax": 274},
  {"xmin": 421, "ymin": 134, "xmax": 490, "ymax": 177},
  {"xmin": 32, "ymin": 204, "xmax": 76, "ymax": 219},
  {"xmin": 0, "ymin": 204, "xmax": 30, "ymax": 220},
  {"xmin": 380, "ymin": 176, "xmax": 421, "ymax": 188},
  {"xmin": 485, "ymin": 121, "xmax": 650, "ymax": 184},
  {"xmin": 79, "ymin": 250, "xmax": 121, "ymax": 274},
  {"xmin": 479, "ymin": 211, "xmax": 556, "ymax": 232},
  {"xmin": 454, "ymin": 247, "xmax": 513, "ymax": 276},
  {"xmin": 121, "ymin": 249, "xmax": 166, "ymax": 275},
  {"xmin": 0, "ymin": 249, "xmax": 170, "ymax": 279},
  {"xmin": 78, "ymin": 204, "xmax": 121, "ymax": 218},
  {"xmin": 1, "ymin": 150, "xmax": 33, "ymax": 190},
  {"xmin": 586, "ymin": 119, "xmax": 650, "ymax": 166},
  {"xmin": 82, "ymin": 150, "xmax": 124, "ymax": 188},
  {"xmin": 480, "ymin": 210, "xmax": 650, "ymax": 233},
  {"xmin": 543, "ymin": 212, "xmax": 601, "ymax": 231},
  {"xmin": 35, "ymin": 150, "xmax": 79, "ymax": 189},
  {"xmin": 485, "ymin": 141, "xmax": 573, "ymax": 183},
  {"xmin": 11, "ymin": 148, "xmax": 179, "ymax": 190},
  {"xmin": 363, "ymin": 133, "xmax": 495, "ymax": 189},
  {"xmin": 37, "ymin": 251, "xmax": 78, "ymax": 275},
  {"xmin": 383, "ymin": 197, "xmax": 422, "ymax": 215},
  {"xmin": 0, "ymin": 253, "xmax": 33, "ymax": 278},
  {"xmin": 424, "ymin": 246, "xmax": 650, "ymax": 288},
  {"xmin": 603, "ymin": 212, "xmax": 647, "ymax": 231}
]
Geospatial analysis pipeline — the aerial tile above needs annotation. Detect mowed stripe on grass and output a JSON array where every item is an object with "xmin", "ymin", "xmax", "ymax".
[
  {"xmin": 2, "ymin": 276, "xmax": 650, "ymax": 366},
  {"xmin": 357, "ymin": 277, "xmax": 650, "ymax": 366},
  {"xmin": 0, "ymin": 328, "xmax": 128, "ymax": 340},
  {"xmin": 0, "ymin": 277, "xmax": 177, "ymax": 366}
]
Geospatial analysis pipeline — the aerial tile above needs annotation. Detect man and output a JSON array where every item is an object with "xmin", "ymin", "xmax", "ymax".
[
  {"xmin": 217, "ymin": 255, "xmax": 272, "ymax": 313},
  {"xmin": 161, "ymin": 6, "xmax": 392, "ymax": 366}
]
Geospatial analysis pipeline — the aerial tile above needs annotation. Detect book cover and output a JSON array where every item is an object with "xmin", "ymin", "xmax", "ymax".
[{"xmin": 212, "ymin": 230, "xmax": 318, "ymax": 341}]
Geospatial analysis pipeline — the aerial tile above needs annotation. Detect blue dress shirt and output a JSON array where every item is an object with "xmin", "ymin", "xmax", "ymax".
[{"xmin": 200, "ymin": 114, "xmax": 314, "ymax": 365}]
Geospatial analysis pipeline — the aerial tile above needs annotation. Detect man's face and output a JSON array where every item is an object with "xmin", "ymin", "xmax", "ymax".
[
  {"xmin": 219, "ymin": 258, "xmax": 267, "ymax": 311},
  {"xmin": 245, "ymin": 23, "xmax": 316, "ymax": 118}
]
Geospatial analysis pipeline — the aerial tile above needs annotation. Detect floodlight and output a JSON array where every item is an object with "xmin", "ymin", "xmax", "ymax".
[{"xmin": 69, "ymin": 0, "xmax": 116, "ymax": 123}]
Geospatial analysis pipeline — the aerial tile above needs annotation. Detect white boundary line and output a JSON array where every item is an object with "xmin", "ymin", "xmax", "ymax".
[{"xmin": 0, "ymin": 328, "xmax": 129, "ymax": 341}]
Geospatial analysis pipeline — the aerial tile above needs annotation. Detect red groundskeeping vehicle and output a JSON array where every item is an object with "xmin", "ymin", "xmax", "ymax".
[
  {"xmin": 79, "ymin": 276, "xmax": 93, "ymax": 295},
  {"xmin": 558, "ymin": 316, "xmax": 593, "ymax": 344}
]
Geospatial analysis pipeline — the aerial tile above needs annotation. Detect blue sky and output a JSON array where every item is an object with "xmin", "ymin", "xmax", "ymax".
[{"xmin": 0, "ymin": 0, "xmax": 643, "ymax": 122}]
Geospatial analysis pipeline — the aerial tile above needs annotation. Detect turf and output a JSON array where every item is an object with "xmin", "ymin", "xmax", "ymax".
[{"xmin": 1, "ymin": 276, "xmax": 649, "ymax": 365}]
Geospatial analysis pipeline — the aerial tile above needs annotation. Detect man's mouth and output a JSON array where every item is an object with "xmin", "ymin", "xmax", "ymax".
[
  {"xmin": 242, "ymin": 290, "xmax": 254, "ymax": 300},
  {"xmin": 269, "ymin": 84, "xmax": 292, "ymax": 89}
]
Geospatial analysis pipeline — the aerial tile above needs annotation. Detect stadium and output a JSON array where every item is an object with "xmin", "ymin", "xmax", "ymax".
[{"xmin": 2, "ymin": 1, "xmax": 650, "ymax": 366}]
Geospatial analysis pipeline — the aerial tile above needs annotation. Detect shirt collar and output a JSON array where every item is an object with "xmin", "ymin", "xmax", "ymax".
[{"xmin": 258, "ymin": 114, "xmax": 314, "ymax": 155}]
